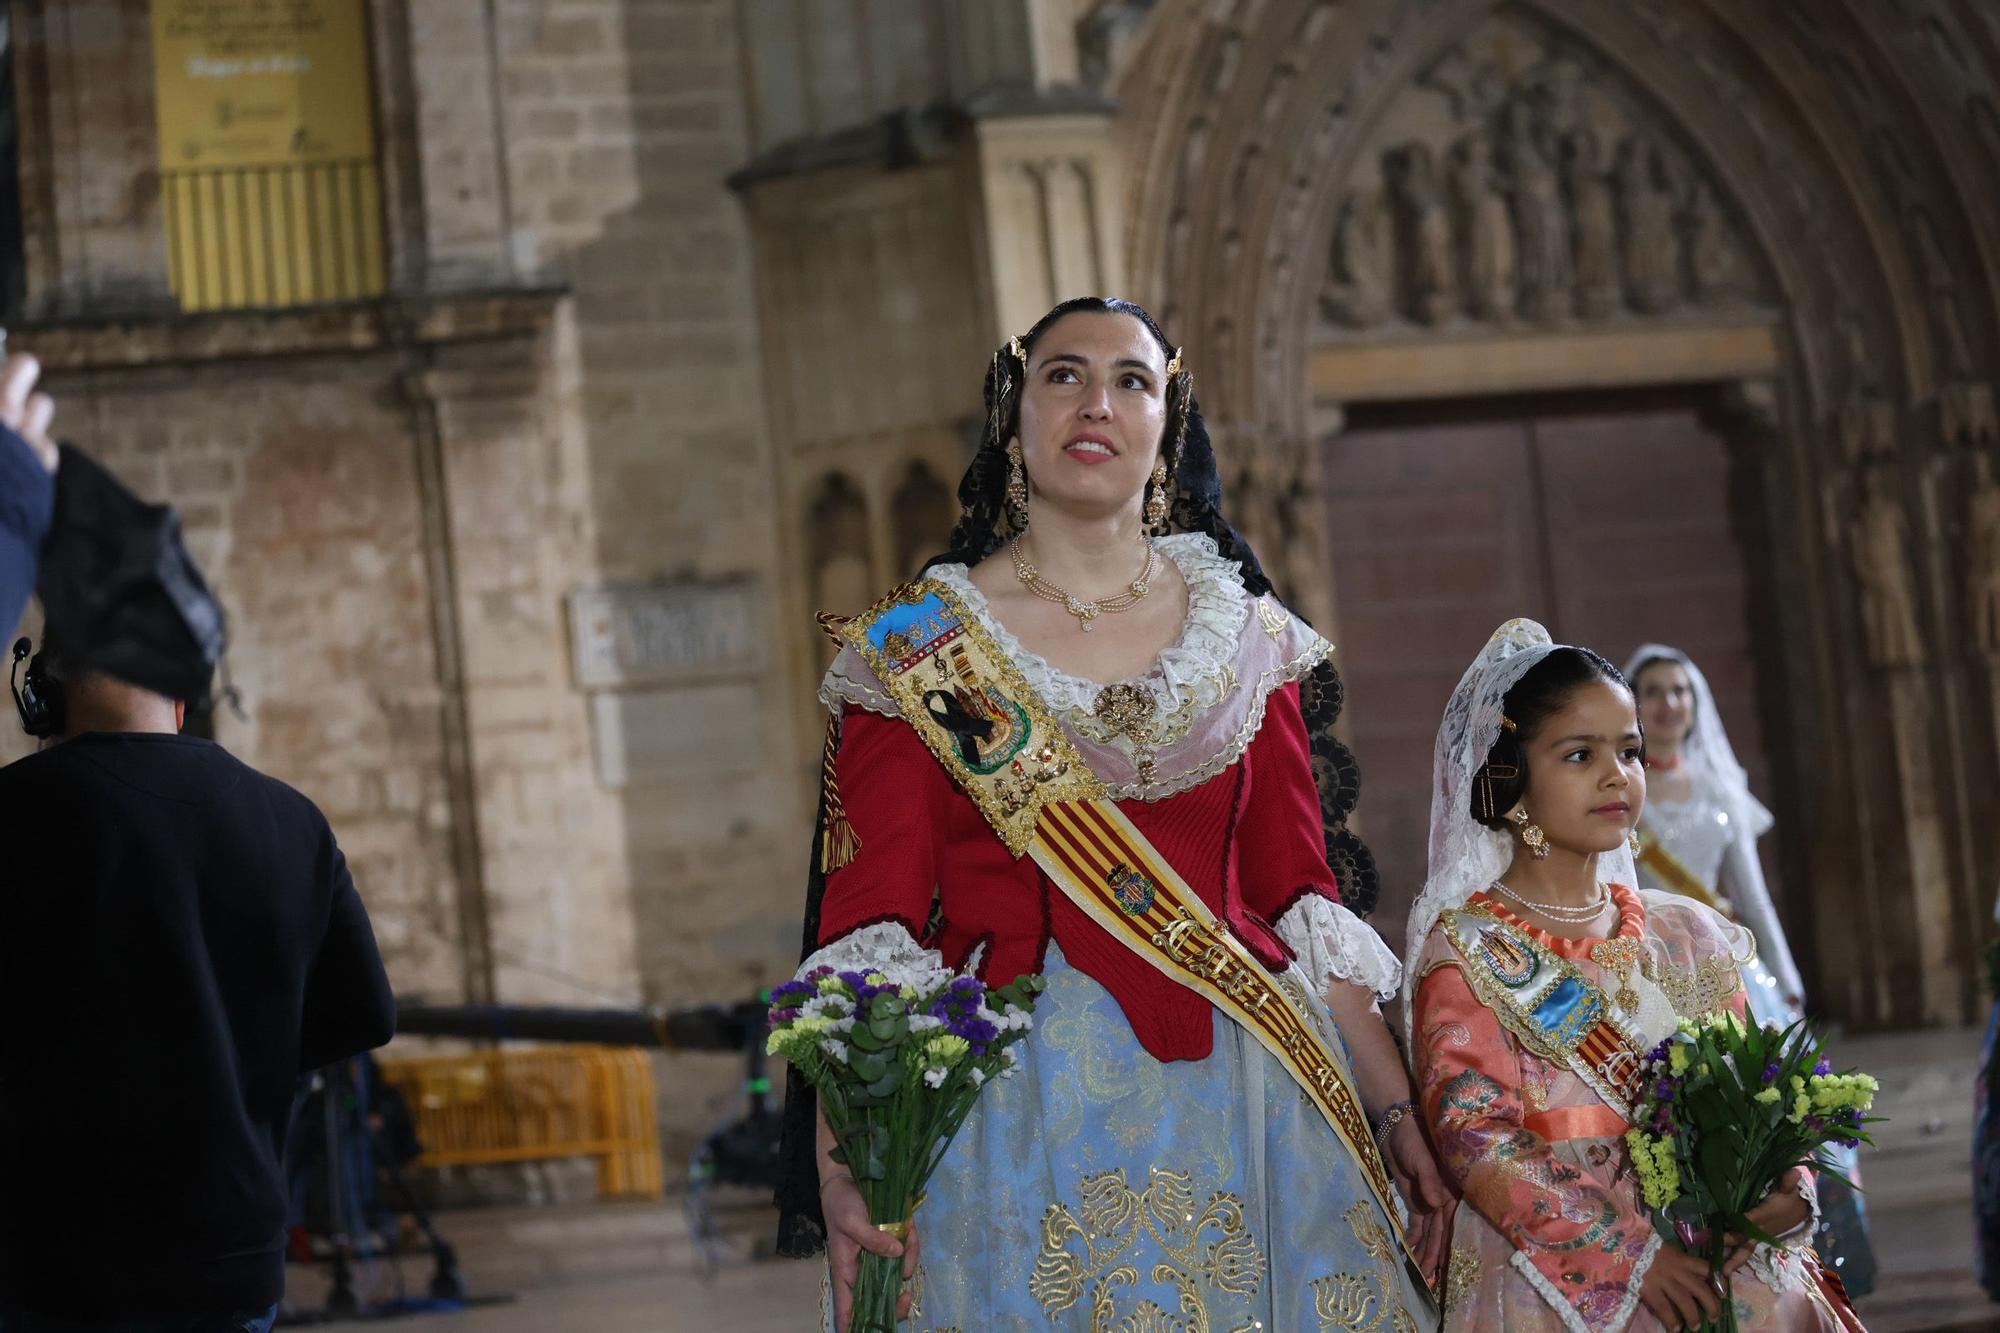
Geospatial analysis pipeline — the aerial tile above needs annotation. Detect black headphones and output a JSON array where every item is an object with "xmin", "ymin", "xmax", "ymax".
[{"xmin": 10, "ymin": 637, "xmax": 64, "ymax": 739}]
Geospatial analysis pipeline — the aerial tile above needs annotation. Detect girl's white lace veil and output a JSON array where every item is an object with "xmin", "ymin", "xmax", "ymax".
[
  {"xmin": 1621, "ymin": 644, "xmax": 1773, "ymax": 840},
  {"xmin": 1402, "ymin": 618, "xmax": 1640, "ymax": 1038}
]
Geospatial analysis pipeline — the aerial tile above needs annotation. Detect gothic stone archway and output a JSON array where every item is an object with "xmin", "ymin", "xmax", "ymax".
[{"xmin": 1109, "ymin": 0, "xmax": 2000, "ymax": 1029}]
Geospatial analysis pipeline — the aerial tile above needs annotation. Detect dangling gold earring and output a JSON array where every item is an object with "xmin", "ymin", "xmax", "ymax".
[
  {"xmin": 1145, "ymin": 454, "xmax": 1170, "ymax": 534},
  {"xmin": 1006, "ymin": 440, "xmax": 1029, "ymax": 529},
  {"xmin": 1627, "ymin": 829, "xmax": 1644, "ymax": 857},
  {"xmin": 1509, "ymin": 807, "xmax": 1551, "ymax": 860}
]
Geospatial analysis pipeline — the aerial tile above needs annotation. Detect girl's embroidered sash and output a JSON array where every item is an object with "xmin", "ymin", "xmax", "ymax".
[
  {"xmin": 1438, "ymin": 905, "xmax": 1678, "ymax": 1122},
  {"xmin": 836, "ymin": 579, "xmax": 1417, "ymax": 1269}
]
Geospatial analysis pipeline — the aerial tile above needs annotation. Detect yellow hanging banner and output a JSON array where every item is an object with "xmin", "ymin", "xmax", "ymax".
[
  {"xmin": 151, "ymin": 0, "xmax": 385, "ymax": 309},
  {"xmin": 151, "ymin": 0, "xmax": 377, "ymax": 169}
]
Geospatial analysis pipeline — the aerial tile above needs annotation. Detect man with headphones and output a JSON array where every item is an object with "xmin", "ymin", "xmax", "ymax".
[{"xmin": 0, "ymin": 466, "xmax": 396, "ymax": 1332}]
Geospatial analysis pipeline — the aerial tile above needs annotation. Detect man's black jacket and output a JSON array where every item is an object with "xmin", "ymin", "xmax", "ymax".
[{"xmin": 0, "ymin": 732, "xmax": 396, "ymax": 1317}]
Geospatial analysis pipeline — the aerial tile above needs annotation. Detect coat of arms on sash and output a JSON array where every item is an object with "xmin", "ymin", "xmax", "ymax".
[
  {"xmin": 841, "ymin": 582, "xmax": 1106, "ymax": 856},
  {"xmin": 1105, "ymin": 861, "xmax": 1159, "ymax": 915}
]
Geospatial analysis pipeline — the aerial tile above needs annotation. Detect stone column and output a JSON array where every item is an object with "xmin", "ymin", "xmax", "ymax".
[
  {"xmin": 402, "ymin": 322, "xmax": 638, "ymax": 1006},
  {"xmin": 969, "ymin": 112, "xmax": 1127, "ymax": 344},
  {"xmin": 391, "ymin": 0, "xmax": 521, "ymax": 289}
]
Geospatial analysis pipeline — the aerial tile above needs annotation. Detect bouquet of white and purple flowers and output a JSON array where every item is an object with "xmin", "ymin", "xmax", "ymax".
[
  {"xmin": 767, "ymin": 958, "xmax": 1043, "ymax": 1332},
  {"xmin": 1626, "ymin": 1012, "xmax": 1879, "ymax": 1332}
]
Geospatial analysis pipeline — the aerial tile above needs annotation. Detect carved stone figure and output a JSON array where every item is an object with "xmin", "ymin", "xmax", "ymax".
[
  {"xmin": 1320, "ymin": 190, "xmax": 1392, "ymax": 328},
  {"xmin": 1384, "ymin": 144, "xmax": 1457, "ymax": 325},
  {"xmin": 1970, "ymin": 452, "xmax": 2000, "ymax": 659},
  {"xmin": 1448, "ymin": 130, "xmax": 1517, "ymax": 322},
  {"xmin": 1500, "ymin": 102, "xmax": 1570, "ymax": 323},
  {"xmin": 1616, "ymin": 137, "xmax": 1681, "ymax": 314},
  {"xmin": 1850, "ymin": 467, "xmax": 1927, "ymax": 669},
  {"xmin": 1562, "ymin": 129, "xmax": 1619, "ymax": 320},
  {"xmin": 1681, "ymin": 179, "xmax": 1740, "ymax": 305}
]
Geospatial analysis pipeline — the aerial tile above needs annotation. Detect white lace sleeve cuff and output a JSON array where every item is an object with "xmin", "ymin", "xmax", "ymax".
[
  {"xmin": 1274, "ymin": 893, "xmax": 1401, "ymax": 1002},
  {"xmin": 799, "ymin": 921, "xmax": 938, "ymax": 979}
]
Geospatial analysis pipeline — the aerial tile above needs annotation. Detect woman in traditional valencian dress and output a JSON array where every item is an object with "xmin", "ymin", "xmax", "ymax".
[
  {"xmin": 776, "ymin": 297, "xmax": 1448, "ymax": 1331},
  {"xmin": 1620, "ymin": 646, "xmax": 1802, "ymax": 1028},
  {"xmin": 1406, "ymin": 620, "xmax": 1864, "ymax": 1332},
  {"xmin": 1623, "ymin": 644, "xmax": 1876, "ymax": 1294}
]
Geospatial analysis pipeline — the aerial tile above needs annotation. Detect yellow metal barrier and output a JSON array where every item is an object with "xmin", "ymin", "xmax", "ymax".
[{"xmin": 378, "ymin": 1045, "xmax": 664, "ymax": 1201}]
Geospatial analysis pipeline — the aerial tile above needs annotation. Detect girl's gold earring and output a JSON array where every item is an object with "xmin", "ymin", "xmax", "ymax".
[{"xmin": 1509, "ymin": 806, "xmax": 1551, "ymax": 860}]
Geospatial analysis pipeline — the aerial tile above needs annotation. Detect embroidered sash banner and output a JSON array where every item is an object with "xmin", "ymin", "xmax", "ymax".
[
  {"xmin": 1440, "ymin": 906, "xmax": 1675, "ymax": 1123},
  {"xmin": 1028, "ymin": 800, "xmax": 1411, "ymax": 1262},
  {"xmin": 1633, "ymin": 832, "xmax": 1726, "ymax": 912},
  {"xmin": 838, "ymin": 582, "xmax": 1107, "ymax": 857},
  {"xmin": 838, "ymin": 579, "xmax": 1421, "ymax": 1275}
]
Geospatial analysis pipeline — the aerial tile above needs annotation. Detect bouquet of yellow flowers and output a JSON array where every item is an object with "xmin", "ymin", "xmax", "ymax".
[
  {"xmin": 1626, "ymin": 1013, "xmax": 1878, "ymax": 1332},
  {"xmin": 767, "ymin": 960, "xmax": 1043, "ymax": 1332}
]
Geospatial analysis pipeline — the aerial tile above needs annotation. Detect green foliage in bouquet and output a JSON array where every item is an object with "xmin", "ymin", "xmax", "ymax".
[
  {"xmin": 1624, "ymin": 1012, "xmax": 1878, "ymax": 1332},
  {"xmin": 768, "ymin": 961, "xmax": 1044, "ymax": 1332}
]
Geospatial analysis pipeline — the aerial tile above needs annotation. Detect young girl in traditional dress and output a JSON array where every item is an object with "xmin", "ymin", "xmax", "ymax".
[
  {"xmin": 779, "ymin": 298, "xmax": 1448, "ymax": 1331},
  {"xmin": 1406, "ymin": 620, "xmax": 1864, "ymax": 1332}
]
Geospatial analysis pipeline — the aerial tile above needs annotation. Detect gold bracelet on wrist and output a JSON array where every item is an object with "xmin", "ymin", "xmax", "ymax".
[{"xmin": 1371, "ymin": 1099, "xmax": 1416, "ymax": 1164}]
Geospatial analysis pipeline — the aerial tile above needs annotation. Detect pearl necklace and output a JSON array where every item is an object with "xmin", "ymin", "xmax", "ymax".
[
  {"xmin": 1489, "ymin": 878, "xmax": 1610, "ymax": 923},
  {"xmin": 1009, "ymin": 537, "xmax": 1159, "ymax": 632}
]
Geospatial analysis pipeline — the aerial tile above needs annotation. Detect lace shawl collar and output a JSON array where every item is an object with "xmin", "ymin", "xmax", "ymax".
[{"xmin": 820, "ymin": 533, "xmax": 1331, "ymax": 800}]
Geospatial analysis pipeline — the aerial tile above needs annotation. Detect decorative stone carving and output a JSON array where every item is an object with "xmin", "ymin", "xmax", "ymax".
[
  {"xmin": 1681, "ymin": 179, "xmax": 1741, "ymax": 305},
  {"xmin": 1448, "ymin": 131, "xmax": 1517, "ymax": 322},
  {"xmin": 1313, "ymin": 13, "xmax": 1762, "ymax": 339},
  {"xmin": 1320, "ymin": 190, "xmax": 1392, "ymax": 329},
  {"xmin": 1850, "ymin": 466, "xmax": 1927, "ymax": 669},
  {"xmin": 1563, "ymin": 129, "xmax": 1618, "ymax": 319},
  {"xmin": 1615, "ymin": 137, "xmax": 1680, "ymax": 314},
  {"xmin": 1501, "ymin": 102, "xmax": 1571, "ymax": 323},
  {"xmin": 1969, "ymin": 452, "xmax": 2000, "ymax": 659},
  {"xmin": 1383, "ymin": 143, "xmax": 1457, "ymax": 325}
]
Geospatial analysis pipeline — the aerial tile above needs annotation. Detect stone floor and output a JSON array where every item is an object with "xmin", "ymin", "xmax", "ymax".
[{"xmin": 279, "ymin": 1025, "xmax": 1995, "ymax": 1332}]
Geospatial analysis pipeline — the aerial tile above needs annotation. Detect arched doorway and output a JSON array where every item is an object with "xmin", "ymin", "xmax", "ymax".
[
  {"xmin": 1111, "ymin": 0, "xmax": 2000, "ymax": 1026},
  {"xmin": 1323, "ymin": 386, "xmax": 1782, "ymax": 957}
]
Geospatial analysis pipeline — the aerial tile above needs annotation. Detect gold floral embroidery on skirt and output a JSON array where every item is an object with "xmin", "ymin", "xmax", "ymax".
[
  {"xmin": 1308, "ymin": 1203, "xmax": 1419, "ymax": 1332},
  {"xmin": 1030, "ymin": 1165, "xmax": 1267, "ymax": 1332},
  {"xmin": 1442, "ymin": 1245, "xmax": 1481, "ymax": 1314}
]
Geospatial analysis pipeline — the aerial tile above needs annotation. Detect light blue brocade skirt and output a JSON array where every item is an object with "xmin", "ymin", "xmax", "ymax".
[{"xmin": 823, "ymin": 945, "xmax": 1432, "ymax": 1332}]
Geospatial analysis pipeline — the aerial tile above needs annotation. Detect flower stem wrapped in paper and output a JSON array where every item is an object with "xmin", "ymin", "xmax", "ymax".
[
  {"xmin": 1625, "ymin": 1012, "xmax": 1879, "ymax": 1332},
  {"xmin": 767, "ymin": 958, "xmax": 1043, "ymax": 1332}
]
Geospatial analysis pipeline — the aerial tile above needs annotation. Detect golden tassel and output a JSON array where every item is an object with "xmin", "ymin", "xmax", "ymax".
[{"xmin": 819, "ymin": 712, "xmax": 860, "ymax": 873}]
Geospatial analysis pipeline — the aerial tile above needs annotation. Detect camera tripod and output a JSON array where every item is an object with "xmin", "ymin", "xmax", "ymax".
[{"xmin": 280, "ymin": 1059, "xmax": 480, "ymax": 1324}]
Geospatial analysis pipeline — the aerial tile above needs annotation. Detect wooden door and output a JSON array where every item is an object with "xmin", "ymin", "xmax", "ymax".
[{"xmin": 1323, "ymin": 395, "xmax": 1773, "ymax": 959}]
